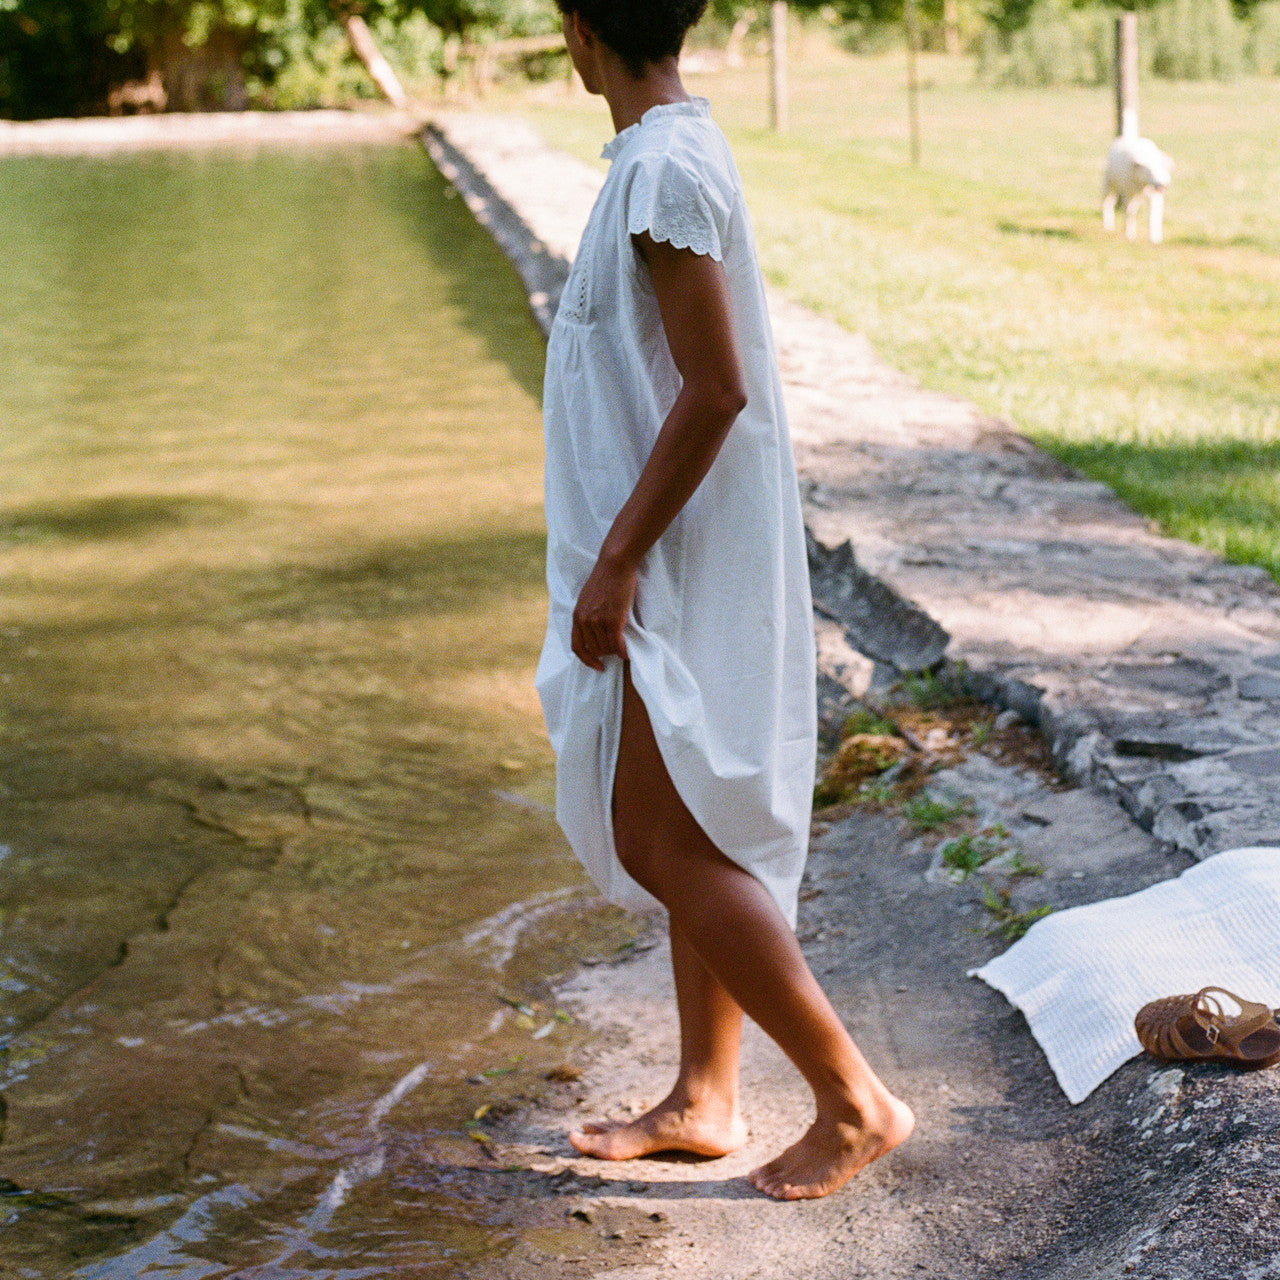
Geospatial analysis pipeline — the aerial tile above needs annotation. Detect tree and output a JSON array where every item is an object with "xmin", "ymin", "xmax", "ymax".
[
  {"xmin": 790, "ymin": 0, "xmax": 964, "ymax": 52},
  {"xmin": 980, "ymin": 0, "xmax": 1271, "ymax": 38},
  {"xmin": 0, "ymin": 0, "xmax": 311, "ymax": 115},
  {"xmin": 0, "ymin": 0, "xmax": 559, "ymax": 119},
  {"xmin": 1, "ymin": 0, "xmax": 143, "ymax": 117}
]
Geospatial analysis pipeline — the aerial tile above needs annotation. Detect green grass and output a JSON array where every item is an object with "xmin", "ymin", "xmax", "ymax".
[
  {"xmin": 902, "ymin": 790, "xmax": 973, "ymax": 831},
  {"xmin": 898, "ymin": 663, "xmax": 974, "ymax": 709},
  {"xmin": 940, "ymin": 830, "xmax": 1005, "ymax": 878},
  {"xmin": 840, "ymin": 706, "xmax": 899, "ymax": 736},
  {"xmin": 505, "ymin": 42, "xmax": 1280, "ymax": 579}
]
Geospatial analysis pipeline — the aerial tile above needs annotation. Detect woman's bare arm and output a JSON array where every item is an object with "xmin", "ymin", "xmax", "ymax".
[{"xmin": 570, "ymin": 232, "xmax": 747, "ymax": 671}]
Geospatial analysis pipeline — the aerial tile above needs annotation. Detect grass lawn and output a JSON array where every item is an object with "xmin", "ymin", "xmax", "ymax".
[{"xmin": 499, "ymin": 40, "xmax": 1280, "ymax": 581}]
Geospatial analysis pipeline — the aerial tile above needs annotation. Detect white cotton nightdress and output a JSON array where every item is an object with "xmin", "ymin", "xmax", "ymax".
[{"xmin": 534, "ymin": 98, "xmax": 816, "ymax": 928}]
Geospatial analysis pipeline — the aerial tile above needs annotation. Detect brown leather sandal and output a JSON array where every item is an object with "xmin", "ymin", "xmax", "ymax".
[{"xmin": 1135, "ymin": 986, "xmax": 1280, "ymax": 1069}]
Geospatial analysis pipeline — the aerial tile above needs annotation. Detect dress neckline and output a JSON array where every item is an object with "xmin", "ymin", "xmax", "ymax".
[{"xmin": 601, "ymin": 97, "xmax": 711, "ymax": 161}]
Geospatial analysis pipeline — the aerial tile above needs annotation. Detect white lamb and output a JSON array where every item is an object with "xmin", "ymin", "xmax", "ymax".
[{"xmin": 1102, "ymin": 135, "xmax": 1174, "ymax": 244}]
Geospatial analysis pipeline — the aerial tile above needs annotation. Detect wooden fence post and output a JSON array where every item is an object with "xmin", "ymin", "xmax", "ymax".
[
  {"xmin": 942, "ymin": 0, "xmax": 960, "ymax": 55},
  {"xmin": 769, "ymin": 1, "xmax": 788, "ymax": 133},
  {"xmin": 904, "ymin": 0, "xmax": 921, "ymax": 165},
  {"xmin": 1115, "ymin": 11, "xmax": 1139, "ymax": 138}
]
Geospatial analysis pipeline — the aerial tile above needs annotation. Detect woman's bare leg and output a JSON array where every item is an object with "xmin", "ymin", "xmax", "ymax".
[
  {"xmin": 578, "ymin": 669, "xmax": 914, "ymax": 1199},
  {"xmin": 669, "ymin": 925, "xmax": 746, "ymax": 1114},
  {"xmin": 569, "ymin": 924, "xmax": 749, "ymax": 1159}
]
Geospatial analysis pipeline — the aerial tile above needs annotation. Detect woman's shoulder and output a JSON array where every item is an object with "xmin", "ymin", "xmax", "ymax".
[{"xmin": 615, "ymin": 113, "xmax": 739, "ymax": 209}]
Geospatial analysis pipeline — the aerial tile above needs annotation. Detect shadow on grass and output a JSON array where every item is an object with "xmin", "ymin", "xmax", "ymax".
[
  {"xmin": 1039, "ymin": 433, "xmax": 1280, "ymax": 584},
  {"xmin": 997, "ymin": 220, "xmax": 1081, "ymax": 240},
  {"xmin": 0, "ymin": 495, "xmax": 246, "ymax": 544},
  {"xmin": 1171, "ymin": 230, "xmax": 1279, "ymax": 254}
]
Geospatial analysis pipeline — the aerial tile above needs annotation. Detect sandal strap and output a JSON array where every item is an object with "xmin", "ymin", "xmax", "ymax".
[
  {"xmin": 1161, "ymin": 1005, "xmax": 1208, "ymax": 1058},
  {"xmin": 1137, "ymin": 994, "xmax": 1206, "ymax": 1060},
  {"xmin": 1191, "ymin": 986, "xmax": 1275, "ymax": 1049}
]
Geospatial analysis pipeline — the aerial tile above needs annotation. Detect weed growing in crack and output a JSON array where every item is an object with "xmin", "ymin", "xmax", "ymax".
[
  {"xmin": 898, "ymin": 660, "xmax": 973, "ymax": 711},
  {"xmin": 903, "ymin": 791, "xmax": 973, "ymax": 831},
  {"xmin": 858, "ymin": 779, "xmax": 897, "ymax": 806},
  {"xmin": 981, "ymin": 885, "xmax": 1053, "ymax": 942},
  {"xmin": 841, "ymin": 707, "xmax": 899, "ymax": 737},
  {"xmin": 1000, "ymin": 851, "xmax": 1044, "ymax": 879},
  {"xmin": 940, "ymin": 830, "xmax": 1005, "ymax": 880}
]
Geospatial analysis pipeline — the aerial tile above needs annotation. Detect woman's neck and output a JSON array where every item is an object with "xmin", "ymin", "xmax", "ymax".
[{"xmin": 600, "ymin": 57, "xmax": 691, "ymax": 136}]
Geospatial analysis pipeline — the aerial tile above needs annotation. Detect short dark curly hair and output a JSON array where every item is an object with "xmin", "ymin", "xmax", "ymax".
[{"xmin": 556, "ymin": 0, "xmax": 710, "ymax": 77}]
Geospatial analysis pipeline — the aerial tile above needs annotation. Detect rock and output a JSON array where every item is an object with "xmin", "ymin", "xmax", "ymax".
[
  {"xmin": 1237, "ymin": 673, "xmax": 1280, "ymax": 700},
  {"xmin": 814, "ymin": 733, "xmax": 909, "ymax": 803},
  {"xmin": 808, "ymin": 533, "xmax": 950, "ymax": 673}
]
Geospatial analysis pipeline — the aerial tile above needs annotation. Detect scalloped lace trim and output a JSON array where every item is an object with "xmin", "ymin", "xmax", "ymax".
[
  {"xmin": 625, "ymin": 152, "xmax": 724, "ymax": 261},
  {"xmin": 628, "ymin": 213, "xmax": 724, "ymax": 261}
]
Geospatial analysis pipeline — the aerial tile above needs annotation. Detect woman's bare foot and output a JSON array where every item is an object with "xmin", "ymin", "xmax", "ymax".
[
  {"xmin": 570, "ymin": 1090, "xmax": 748, "ymax": 1160},
  {"xmin": 747, "ymin": 1093, "xmax": 914, "ymax": 1200}
]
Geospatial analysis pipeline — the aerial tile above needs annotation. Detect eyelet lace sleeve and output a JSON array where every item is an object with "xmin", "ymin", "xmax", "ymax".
[{"xmin": 624, "ymin": 153, "xmax": 727, "ymax": 262}]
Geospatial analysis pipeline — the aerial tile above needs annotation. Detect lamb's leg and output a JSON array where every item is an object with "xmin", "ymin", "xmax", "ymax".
[
  {"xmin": 1102, "ymin": 190, "xmax": 1117, "ymax": 232},
  {"xmin": 1148, "ymin": 189, "xmax": 1165, "ymax": 244},
  {"xmin": 1124, "ymin": 198, "xmax": 1139, "ymax": 242}
]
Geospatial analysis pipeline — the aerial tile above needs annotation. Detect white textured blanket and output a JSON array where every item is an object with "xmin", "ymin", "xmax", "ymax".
[{"xmin": 972, "ymin": 846, "xmax": 1280, "ymax": 1103}]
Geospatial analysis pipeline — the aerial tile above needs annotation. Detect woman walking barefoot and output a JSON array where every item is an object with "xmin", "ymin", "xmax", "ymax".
[{"xmin": 534, "ymin": 0, "xmax": 914, "ymax": 1200}]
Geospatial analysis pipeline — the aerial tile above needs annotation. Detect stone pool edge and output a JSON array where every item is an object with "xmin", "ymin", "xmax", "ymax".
[
  {"xmin": 0, "ymin": 108, "xmax": 416, "ymax": 155},
  {"xmin": 419, "ymin": 108, "xmax": 1280, "ymax": 864}
]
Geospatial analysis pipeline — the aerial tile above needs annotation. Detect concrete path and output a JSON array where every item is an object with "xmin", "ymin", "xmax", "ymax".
[
  {"xmin": 423, "ymin": 112, "xmax": 1280, "ymax": 866},
  {"xmin": 421, "ymin": 111, "xmax": 1280, "ymax": 1280}
]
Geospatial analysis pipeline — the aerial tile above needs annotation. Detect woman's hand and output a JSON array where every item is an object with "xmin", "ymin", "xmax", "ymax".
[{"xmin": 571, "ymin": 551, "xmax": 637, "ymax": 671}]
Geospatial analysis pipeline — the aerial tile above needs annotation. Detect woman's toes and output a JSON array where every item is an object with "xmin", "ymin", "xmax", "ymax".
[{"xmin": 569, "ymin": 1128, "xmax": 611, "ymax": 1156}]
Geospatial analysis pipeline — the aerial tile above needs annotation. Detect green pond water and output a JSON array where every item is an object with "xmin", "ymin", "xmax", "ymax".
[{"xmin": 0, "ymin": 139, "xmax": 629, "ymax": 1276}]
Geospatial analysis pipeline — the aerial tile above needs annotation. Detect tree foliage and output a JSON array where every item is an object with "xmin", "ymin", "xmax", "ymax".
[
  {"xmin": 1, "ymin": 0, "xmax": 142, "ymax": 116},
  {"xmin": 0, "ymin": 0, "xmax": 558, "ymax": 117},
  {"xmin": 979, "ymin": 0, "xmax": 1270, "ymax": 36},
  {"xmin": 5, "ymin": 0, "xmax": 1275, "ymax": 117}
]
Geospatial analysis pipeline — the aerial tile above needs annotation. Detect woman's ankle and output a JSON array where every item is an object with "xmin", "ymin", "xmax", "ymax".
[
  {"xmin": 812, "ymin": 1073, "xmax": 902, "ymax": 1132},
  {"xmin": 670, "ymin": 1072, "xmax": 740, "ymax": 1117}
]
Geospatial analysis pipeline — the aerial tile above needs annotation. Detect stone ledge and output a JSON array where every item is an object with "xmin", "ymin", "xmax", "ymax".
[{"xmin": 0, "ymin": 109, "xmax": 414, "ymax": 155}]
